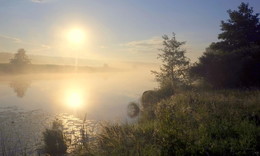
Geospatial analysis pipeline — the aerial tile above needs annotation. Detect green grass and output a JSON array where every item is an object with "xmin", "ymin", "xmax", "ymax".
[
  {"xmin": 72, "ymin": 89, "xmax": 259, "ymax": 156},
  {"xmin": 154, "ymin": 90, "xmax": 259, "ymax": 155}
]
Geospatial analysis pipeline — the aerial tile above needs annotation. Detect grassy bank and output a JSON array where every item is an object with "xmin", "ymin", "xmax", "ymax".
[{"xmin": 72, "ymin": 89, "xmax": 259, "ymax": 156}]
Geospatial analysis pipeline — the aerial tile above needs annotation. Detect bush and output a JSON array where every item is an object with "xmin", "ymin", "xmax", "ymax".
[
  {"xmin": 141, "ymin": 84, "xmax": 173, "ymax": 121},
  {"xmin": 43, "ymin": 120, "xmax": 67, "ymax": 156},
  {"xmin": 155, "ymin": 90, "xmax": 260, "ymax": 155}
]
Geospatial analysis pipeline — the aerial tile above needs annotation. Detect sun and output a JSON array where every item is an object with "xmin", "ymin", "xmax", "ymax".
[
  {"xmin": 67, "ymin": 28, "xmax": 86, "ymax": 44},
  {"xmin": 66, "ymin": 91, "xmax": 84, "ymax": 108}
]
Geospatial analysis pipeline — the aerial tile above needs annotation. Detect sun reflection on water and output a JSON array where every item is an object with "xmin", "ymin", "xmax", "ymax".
[
  {"xmin": 64, "ymin": 86, "xmax": 86, "ymax": 109},
  {"xmin": 66, "ymin": 92, "xmax": 84, "ymax": 108}
]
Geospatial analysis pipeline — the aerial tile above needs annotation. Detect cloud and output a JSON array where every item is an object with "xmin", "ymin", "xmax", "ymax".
[
  {"xmin": 123, "ymin": 36, "xmax": 162, "ymax": 54},
  {"xmin": 31, "ymin": 44, "xmax": 52, "ymax": 52},
  {"xmin": 41, "ymin": 44, "xmax": 51, "ymax": 49},
  {"xmin": 0, "ymin": 34, "xmax": 52, "ymax": 53},
  {"xmin": 0, "ymin": 34, "xmax": 21, "ymax": 43}
]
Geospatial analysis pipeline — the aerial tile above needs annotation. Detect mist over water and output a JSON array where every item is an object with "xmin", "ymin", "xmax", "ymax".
[
  {"xmin": 0, "ymin": 67, "xmax": 156, "ymax": 154},
  {"xmin": 0, "ymin": 67, "xmax": 156, "ymax": 120}
]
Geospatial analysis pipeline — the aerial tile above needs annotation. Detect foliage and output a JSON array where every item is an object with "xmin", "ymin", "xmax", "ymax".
[
  {"xmin": 43, "ymin": 120, "xmax": 67, "ymax": 156},
  {"xmin": 152, "ymin": 33, "xmax": 190, "ymax": 91},
  {"xmin": 74, "ymin": 90, "xmax": 259, "ymax": 156},
  {"xmin": 155, "ymin": 90, "xmax": 260, "ymax": 155},
  {"xmin": 140, "ymin": 84, "xmax": 173, "ymax": 121},
  {"xmin": 9, "ymin": 49, "xmax": 31, "ymax": 66},
  {"xmin": 190, "ymin": 3, "xmax": 260, "ymax": 88},
  {"xmin": 94, "ymin": 123, "xmax": 160, "ymax": 156},
  {"xmin": 212, "ymin": 2, "xmax": 260, "ymax": 51},
  {"xmin": 191, "ymin": 45, "xmax": 260, "ymax": 88},
  {"xmin": 70, "ymin": 122, "xmax": 161, "ymax": 156}
]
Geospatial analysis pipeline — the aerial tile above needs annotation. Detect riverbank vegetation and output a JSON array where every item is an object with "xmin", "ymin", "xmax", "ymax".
[
  {"xmin": 42, "ymin": 2, "xmax": 259, "ymax": 155},
  {"xmin": 70, "ymin": 90, "xmax": 259, "ymax": 156}
]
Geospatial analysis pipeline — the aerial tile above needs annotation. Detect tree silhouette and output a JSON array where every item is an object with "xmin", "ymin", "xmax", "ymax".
[
  {"xmin": 190, "ymin": 3, "xmax": 260, "ymax": 88},
  {"xmin": 9, "ymin": 79, "xmax": 30, "ymax": 98},
  {"xmin": 212, "ymin": 3, "xmax": 260, "ymax": 51},
  {"xmin": 10, "ymin": 49, "xmax": 31, "ymax": 66}
]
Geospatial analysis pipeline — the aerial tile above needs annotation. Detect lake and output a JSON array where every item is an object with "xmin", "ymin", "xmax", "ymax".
[{"xmin": 0, "ymin": 68, "xmax": 156, "ymax": 155}]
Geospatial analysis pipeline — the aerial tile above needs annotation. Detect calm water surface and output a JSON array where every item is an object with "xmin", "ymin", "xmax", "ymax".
[{"xmin": 0, "ymin": 69, "xmax": 156, "ymax": 155}]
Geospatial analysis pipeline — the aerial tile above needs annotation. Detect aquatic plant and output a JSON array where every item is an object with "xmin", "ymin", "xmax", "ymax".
[{"xmin": 43, "ymin": 120, "xmax": 67, "ymax": 156}]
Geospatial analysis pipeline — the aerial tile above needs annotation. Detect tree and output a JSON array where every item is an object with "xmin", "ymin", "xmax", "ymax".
[
  {"xmin": 152, "ymin": 33, "xmax": 190, "ymax": 91},
  {"xmin": 10, "ymin": 49, "xmax": 31, "ymax": 66},
  {"xmin": 190, "ymin": 3, "xmax": 260, "ymax": 88},
  {"xmin": 212, "ymin": 2, "xmax": 260, "ymax": 51}
]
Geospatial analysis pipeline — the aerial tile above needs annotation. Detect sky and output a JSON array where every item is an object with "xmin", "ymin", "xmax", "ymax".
[{"xmin": 0, "ymin": 0, "xmax": 259, "ymax": 63}]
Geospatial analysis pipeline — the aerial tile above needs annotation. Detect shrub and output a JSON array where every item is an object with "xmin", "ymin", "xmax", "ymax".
[
  {"xmin": 95, "ymin": 122, "xmax": 161, "ymax": 156},
  {"xmin": 155, "ymin": 90, "xmax": 260, "ymax": 155},
  {"xmin": 141, "ymin": 83, "xmax": 174, "ymax": 121},
  {"xmin": 43, "ymin": 120, "xmax": 67, "ymax": 156}
]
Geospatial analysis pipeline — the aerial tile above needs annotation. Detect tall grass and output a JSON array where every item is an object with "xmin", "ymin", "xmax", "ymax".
[
  {"xmin": 154, "ymin": 90, "xmax": 259, "ymax": 155},
  {"xmin": 73, "ymin": 89, "xmax": 259, "ymax": 155}
]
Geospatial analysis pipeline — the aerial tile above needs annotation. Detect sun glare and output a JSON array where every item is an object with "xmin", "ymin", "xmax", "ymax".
[
  {"xmin": 67, "ymin": 28, "xmax": 86, "ymax": 44},
  {"xmin": 66, "ymin": 91, "xmax": 84, "ymax": 108}
]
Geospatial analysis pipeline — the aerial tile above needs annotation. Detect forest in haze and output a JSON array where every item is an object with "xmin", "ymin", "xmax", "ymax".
[
  {"xmin": 0, "ymin": 2, "xmax": 259, "ymax": 156},
  {"xmin": 0, "ymin": 49, "xmax": 120, "ymax": 74}
]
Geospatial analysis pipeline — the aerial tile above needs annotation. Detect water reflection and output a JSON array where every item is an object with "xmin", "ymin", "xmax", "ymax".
[
  {"xmin": 0, "ymin": 68, "xmax": 156, "ymax": 154},
  {"xmin": 64, "ymin": 89, "xmax": 85, "ymax": 109},
  {"xmin": 0, "ymin": 108, "xmax": 51, "ymax": 155},
  {"xmin": 57, "ymin": 113, "xmax": 100, "ymax": 153},
  {"xmin": 60, "ymin": 81, "xmax": 89, "ymax": 113},
  {"xmin": 9, "ymin": 79, "xmax": 31, "ymax": 98},
  {"xmin": 0, "ymin": 106, "xmax": 99, "ymax": 155}
]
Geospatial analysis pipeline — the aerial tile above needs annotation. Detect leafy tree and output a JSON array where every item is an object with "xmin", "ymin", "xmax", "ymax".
[
  {"xmin": 212, "ymin": 2, "xmax": 260, "ymax": 51},
  {"xmin": 191, "ymin": 3, "xmax": 260, "ymax": 88},
  {"xmin": 152, "ymin": 33, "xmax": 190, "ymax": 92},
  {"xmin": 10, "ymin": 49, "xmax": 31, "ymax": 66}
]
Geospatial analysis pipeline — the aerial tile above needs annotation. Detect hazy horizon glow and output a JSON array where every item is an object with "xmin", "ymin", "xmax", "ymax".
[{"xmin": 0, "ymin": 0, "xmax": 259, "ymax": 63}]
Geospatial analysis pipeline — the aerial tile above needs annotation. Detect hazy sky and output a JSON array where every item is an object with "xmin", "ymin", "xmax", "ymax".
[{"xmin": 0, "ymin": 0, "xmax": 259, "ymax": 62}]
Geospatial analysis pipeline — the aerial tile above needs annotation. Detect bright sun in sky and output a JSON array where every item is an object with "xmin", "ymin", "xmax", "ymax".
[{"xmin": 67, "ymin": 28, "xmax": 86, "ymax": 44}]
